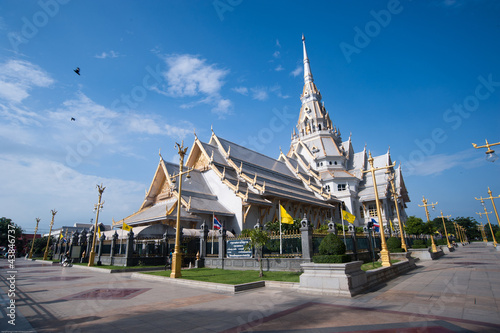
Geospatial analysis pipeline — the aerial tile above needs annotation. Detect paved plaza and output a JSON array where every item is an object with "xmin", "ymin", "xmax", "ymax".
[{"xmin": 1, "ymin": 242, "xmax": 500, "ymax": 332}]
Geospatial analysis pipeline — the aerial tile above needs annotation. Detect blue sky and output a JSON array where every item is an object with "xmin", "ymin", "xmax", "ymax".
[{"xmin": 1, "ymin": 0, "xmax": 499, "ymax": 233}]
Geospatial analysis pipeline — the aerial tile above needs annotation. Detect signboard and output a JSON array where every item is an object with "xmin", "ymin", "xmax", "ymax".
[{"xmin": 226, "ymin": 239, "xmax": 252, "ymax": 258}]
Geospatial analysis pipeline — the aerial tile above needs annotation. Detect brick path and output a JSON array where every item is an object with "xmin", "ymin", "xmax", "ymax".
[{"xmin": 1, "ymin": 242, "xmax": 499, "ymax": 332}]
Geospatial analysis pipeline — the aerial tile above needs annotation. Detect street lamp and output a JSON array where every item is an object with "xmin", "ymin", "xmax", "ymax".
[
  {"xmin": 475, "ymin": 193, "xmax": 498, "ymax": 247},
  {"xmin": 386, "ymin": 168, "xmax": 407, "ymax": 252},
  {"xmin": 361, "ymin": 152, "xmax": 395, "ymax": 267},
  {"xmin": 43, "ymin": 210, "xmax": 57, "ymax": 260},
  {"xmin": 438, "ymin": 211, "xmax": 452, "ymax": 250},
  {"xmin": 472, "ymin": 139, "xmax": 500, "ymax": 162},
  {"xmin": 88, "ymin": 184, "xmax": 105, "ymax": 266},
  {"xmin": 28, "ymin": 217, "xmax": 40, "ymax": 259},
  {"xmin": 475, "ymin": 211, "xmax": 489, "ymax": 243},
  {"xmin": 170, "ymin": 141, "xmax": 193, "ymax": 278},
  {"xmin": 418, "ymin": 196, "xmax": 438, "ymax": 253}
]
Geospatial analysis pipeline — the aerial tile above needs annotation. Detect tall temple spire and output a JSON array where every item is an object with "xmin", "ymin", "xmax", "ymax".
[{"xmin": 302, "ymin": 34, "xmax": 313, "ymax": 83}]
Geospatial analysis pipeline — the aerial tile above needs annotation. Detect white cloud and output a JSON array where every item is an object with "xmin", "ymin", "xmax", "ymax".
[
  {"xmin": 232, "ymin": 86, "xmax": 248, "ymax": 95},
  {"xmin": 273, "ymin": 51, "xmax": 280, "ymax": 58},
  {"xmin": 275, "ymin": 65, "xmax": 284, "ymax": 72},
  {"xmin": 251, "ymin": 87, "xmax": 269, "ymax": 101},
  {"xmin": 404, "ymin": 149, "xmax": 485, "ymax": 176},
  {"xmin": 290, "ymin": 65, "xmax": 302, "ymax": 77},
  {"xmin": 164, "ymin": 122, "xmax": 193, "ymax": 139},
  {"xmin": 0, "ymin": 59, "xmax": 54, "ymax": 103},
  {"xmin": 162, "ymin": 54, "xmax": 228, "ymax": 97},
  {"xmin": 95, "ymin": 50, "xmax": 120, "ymax": 59},
  {"xmin": 211, "ymin": 98, "xmax": 233, "ymax": 118},
  {"xmin": 155, "ymin": 54, "xmax": 232, "ymax": 118},
  {"xmin": 276, "ymin": 39, "xmax": 281, "ymax": 48},
  {"xmin": 0, "ymin": 154, "xmax": 144, "ymax": 229}
]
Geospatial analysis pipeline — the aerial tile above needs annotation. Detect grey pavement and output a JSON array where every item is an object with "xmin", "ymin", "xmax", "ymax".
[{"xmin": 1, "ymin": 242, "xmax": 499, "ymax": 332}]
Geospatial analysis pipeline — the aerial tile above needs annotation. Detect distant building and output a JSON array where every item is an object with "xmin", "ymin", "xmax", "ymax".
[{"xmin": 115, "ymin": 36, "xmax": 410, "ymax": 233}]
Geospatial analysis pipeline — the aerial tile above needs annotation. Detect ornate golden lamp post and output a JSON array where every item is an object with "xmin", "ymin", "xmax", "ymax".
[
  {"xmin": 475, "ymin": 211, "xmax": 489, "ymax": 243},
  {"xmin": 475, "ymin": 192, "xmax": 498, "ymax": 247},
  {"xmin": 361, "ymin": 152, "xmax": 395, "ymax": 267},
  {"xmin": 438, "ymin": 211, "xmax": 452, "ymax": 249},
  {"xmin": 387, "ymin": 169, "xmax": 407, "ymax": 251},
  {"xmin": 170, "ymin": 141, "xmax": 192, "ymax": 278},
  {"xmin": 43, "ymin": 210, "xmax": 57, "ymax": 260},
  {"xmin": 88, "ymin": 184, "xmax": 105, "ymax": 267},
  {"xmin": 28, "ymin": 217, "xmax": 40, "ymax": 259},
  {"xmin": 472, "ymin": 139, "xmax": 500, "ymax": 162},
  {"xmin": 418, "ymin": 196, "xmax": 438, "ymax": 252}
]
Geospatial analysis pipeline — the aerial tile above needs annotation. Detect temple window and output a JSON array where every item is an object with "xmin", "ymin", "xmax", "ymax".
[
  {"xmin": 368, "ymin": 204, "xmax": 377, "ymax": 217},
  {"xmin": 337, "ymin": 184, "xmax": 346, "ymax": 191}
]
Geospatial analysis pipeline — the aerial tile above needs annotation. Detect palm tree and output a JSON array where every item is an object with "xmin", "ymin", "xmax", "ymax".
[{"xmin": 244, "ymin": 228, "xmax": 270, "ymax": 277}]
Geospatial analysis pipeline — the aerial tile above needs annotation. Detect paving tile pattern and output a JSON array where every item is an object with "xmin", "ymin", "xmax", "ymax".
[{"xmin": 0, "ymin": 243, "xmax": 499, "ymax": 332}]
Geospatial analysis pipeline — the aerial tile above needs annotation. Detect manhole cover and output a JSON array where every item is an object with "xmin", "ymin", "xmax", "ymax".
[
  {"xmin": 62, "ymin": 288, "xmax": 150, "ymax": 300},
  {"xmin": 37, "ymin": 276, "xmax": 88, "ymax": 282}
]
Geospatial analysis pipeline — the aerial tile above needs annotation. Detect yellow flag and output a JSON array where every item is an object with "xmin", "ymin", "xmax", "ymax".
[
  {"xmin": 342, "ymin": 210, "xmax": 356, "ymax": 224},
  {"xmin": 389, "ymin": 220, "xmax": 395, "ymax": 231},
  {"xmin": 97, "ymin": 225, "xmax": 101, "ymax": 238},
  {"xmin": 59, "ymin": 233, "xmax": 63, "ymax": 240},
  {"xmin": 123, "ymin": 222, "xmax": 132, "ymax": 232},
  {"xmin": 280, "ymin": 205, "xmax": 294, "ymax": 224}
]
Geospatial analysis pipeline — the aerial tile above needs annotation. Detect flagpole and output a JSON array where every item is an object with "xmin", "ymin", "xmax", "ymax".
[
  {"xmin": 211, "ymin": 212, "xmax": 214, "ymax": 254},
  {"xmin": 120, "ymin": 220, "xmax": 124, "ymax": 255},
  {"xmin": 342, "ymin": 211, "xmax": 346, "ymax": 246},
  {"xmin": 279, "ymin": 200, "xmax": 282, "ymax": 255}
]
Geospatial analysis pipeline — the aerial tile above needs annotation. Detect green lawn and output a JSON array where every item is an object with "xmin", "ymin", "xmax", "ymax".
[
  {"xmin": 144, "ymin": 268, "xmax": 301, "ymax": 284},
  {"xmin": 360, "ymin": 260, "xmax": 400, "ymax": 271}
]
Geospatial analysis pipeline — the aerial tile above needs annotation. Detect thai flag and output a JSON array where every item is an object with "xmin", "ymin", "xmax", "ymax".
[
  {"xmin": 371, "ymin": 218, "xmax": 380, "ymax": 232},
  {"xmin": 213, "ymin": 216, "xmax": 222, "ymax": 230}
]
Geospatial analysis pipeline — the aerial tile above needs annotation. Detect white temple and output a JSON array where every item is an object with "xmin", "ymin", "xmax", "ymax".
[{"xmin": 115, "ymin": 36, "xmax": 410, "ymax": 232}]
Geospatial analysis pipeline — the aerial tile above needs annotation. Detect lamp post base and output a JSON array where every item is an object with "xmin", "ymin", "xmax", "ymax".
[
  {"xmin": 88, "ymin": 251, "xmax": 96, "ymax": 267},
  {"xmin": 170, "ymin": 252, "xmax": 183, "ymax": 278},
  {"xmin": 43, "ymin": 251, "xmax": 48, "ymax": 261},
  {"xmin": 430, "ymin": 236, "xmax": 438, "ymax": 253},
  {"xmin": 380, "ymin": 249, "xmax": 392, "ymax": 267}
]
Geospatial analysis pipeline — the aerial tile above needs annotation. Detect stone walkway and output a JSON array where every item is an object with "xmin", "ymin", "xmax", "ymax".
[{"xmin": 1, "ymin": 242, "xmax": 499, "ymax": 332}]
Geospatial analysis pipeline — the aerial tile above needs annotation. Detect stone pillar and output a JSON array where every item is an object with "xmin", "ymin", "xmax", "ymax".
[
  {"xmin": 218, "ymin": 228, "xmax": 226, "ymax": 259},
  {"xmin": 125, "ymin": 230, "xmax": 134, "ymax": 267},
  {"xmin": 196, "ymin": 222, "xmax": 209, "ymax": 268},
  {"xmin": 199, "ymin": 222, "xmax": 209, "ymax": 258},
  {"xmin": 110, "ymin": 231, "xmax": 118, "ymax": 257},
  {"xmin": 97, "ymin": 234, "xmax": 105, "ymax": 266},
  {"xmin": 70, "ymin": 231, "xmax": 79, "ymax": 259},
  {"xmin": 86, "ymin": 232, "xmax": 92, "ymax": 260},
  {"xmin": 300, "ymin": 215, "xmax": 313, "ymax": 260}
]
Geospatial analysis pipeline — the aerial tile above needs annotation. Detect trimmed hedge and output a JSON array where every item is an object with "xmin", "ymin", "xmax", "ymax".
[
  {"xmin": 319, "ymin": 233, "xmax": 346, "ymax": 255},
  {"xmin": 389, "ymin": 248, "xmax": 404, "ymax": 253},
  {"xmin": 387, "ymin": 237, "xmax": 401, "ymax": 250},
  {"xmin": 411, "ymin": 245, "xmax": 428, "ymax": 249},
  {"xmin": 312, "ymin": 254, "xmax": 350, "ymax": 263}
]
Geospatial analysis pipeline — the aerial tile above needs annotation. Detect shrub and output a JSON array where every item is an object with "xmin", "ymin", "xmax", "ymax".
[
  {"xmin": 318, "ymin": 233, "xmax": 346, "ymax": 255},
  {"xmin": 312, "ymin": 254, "xmax": 350, "ymax": 263},
  {"xmin": 389, "ymin": 248, "xmax": 404, "ymax": 253},
  {"xmin": 240, "ymin": 229, "xmax": 252, "ymax": 237},
  {"xmin": 435, "ymin": 238, "xmax": 448, "ymax": 246},
  {"xmin": 387, "ymin": 237, "xmax": 401, "ymax": 250},
  {"xmin": 411, "ymin": 245, "xmax": 428, "ymax": 249},
  {"xmin": 495, "ymin": 230, "xmax": 500, "ymax": 241}
]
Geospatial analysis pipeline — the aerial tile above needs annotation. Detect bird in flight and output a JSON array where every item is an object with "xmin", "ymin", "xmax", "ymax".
[
  {"xmin": 71, "ymin": 117, "xmax": 76, "ymax": 121},
  {"xmin": 74, "ymin": 67, "xmax": 80, "ymax": 75}
]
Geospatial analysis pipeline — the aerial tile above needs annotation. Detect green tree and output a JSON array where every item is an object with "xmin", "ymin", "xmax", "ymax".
[
  {"xmin": 0, "ymin": 217, "xmax": 24, "ymax": 254},
  {"xmin": 404, "ymin": 216, "xmax": 426, "ymax": 235},
  {"xmin": 264, "ymin": 218, "xmax": 301, "ymax": 233},
  {"xmin": 244, "ymin": 228, "xmax": 270, "ymax": 277}
]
